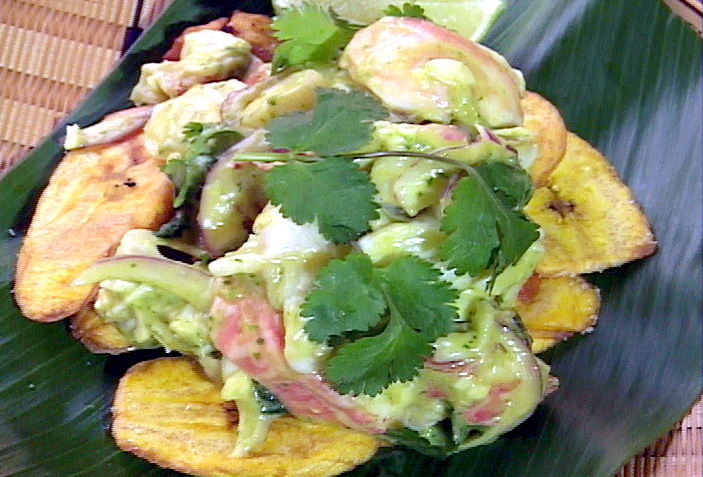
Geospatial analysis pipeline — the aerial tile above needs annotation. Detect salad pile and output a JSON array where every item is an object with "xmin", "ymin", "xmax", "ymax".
[
  {"xmin": 81, "ymin": 2, "xmax": 551, "ymax": 455},
  {"xmin": 12, "ymin": 2, "xmax": 656, "ymax": 476}
]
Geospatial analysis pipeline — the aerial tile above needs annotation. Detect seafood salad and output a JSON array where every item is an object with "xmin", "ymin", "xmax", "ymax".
[{"xmin": 14, "ymin": 3, "xmax": 655, "ymax": 476}]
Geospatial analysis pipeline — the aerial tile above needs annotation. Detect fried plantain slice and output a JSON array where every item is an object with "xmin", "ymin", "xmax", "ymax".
[
  {"xmin": 515, "ymin": 273, "xmax": 600, "ymax": 353},
  {"xmin": 524, "ymin": 132, "xmax": 656, "ymax": 276},
  {"xmin": 14, "ymin": 133, "xmax": 174, "ymax": 322},
  {"xmin": 521, "ymin": 91, "xmax": 568, "ymax": 187},
  {"xmin": 528, "ymin": 337, "xmax": 562, "ymax": 354},
  {"xmin": 112, "ymin": 357, "xmax": 382, "ymax": 477},
  {"xmin": 70, "ymin": 306, "xmax": 133, "ymax": 354}
]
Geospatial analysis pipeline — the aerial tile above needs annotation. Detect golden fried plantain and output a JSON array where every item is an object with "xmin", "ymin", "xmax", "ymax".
[
  {"xmin": 525, "ymin": 132, "xmax": 656, "ymax": 276},
  {"xmin": 112, "ymin": 357, "xmax": 382, "ymax": 477},
  {"xmin": 14, "ymin": 133, "xmax": 174, "ymax": 322},
  {"xmin": 70, "ymin": 307, "xmax": 133, "ymax": 354},
  {"xmin": 515, "ymin": 273, "xmax": 600, "ymax": 353},
  {"xmin": 521, "ymin": 92, "xmax": 568, "ymax": 187}
]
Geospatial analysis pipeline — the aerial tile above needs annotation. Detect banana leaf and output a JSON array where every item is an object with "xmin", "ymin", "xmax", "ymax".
[{"xmin": 0, "ymin": 0, "xmax": 700, "ymax": 476}]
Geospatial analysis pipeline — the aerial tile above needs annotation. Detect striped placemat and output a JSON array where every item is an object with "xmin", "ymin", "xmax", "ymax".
[
  {"xmin": 0, "ymin": 1, "xmax": 700, "ymax": 476},
  {"xmin": 0, "ymin": 0, "xmax": 167, "ymax": 170}
]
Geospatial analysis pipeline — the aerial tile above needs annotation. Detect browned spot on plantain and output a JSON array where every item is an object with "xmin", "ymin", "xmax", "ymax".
[
  {"xmin": 112, "ymin": 357, "xmax": 382, "ymax": 477},
  {"xmin": 70, "ymin": 306, "xmax": 134, "ymax": 354},
  {"xmin": 546, "ymin": 196, "xmax": 575, "ymax": 218},
  {"xmin": 14, "ymin": 133, "xmax": 174, "ymax": 322},
  {"xmin": 525, "ymin": 132, "xmax": 656, "ymax": 276}
]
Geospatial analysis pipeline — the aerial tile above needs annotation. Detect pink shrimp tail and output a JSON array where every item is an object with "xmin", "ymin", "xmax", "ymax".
[{"xmin": 212, "ymin": 296, "xmax": 387, "ymax": 434}]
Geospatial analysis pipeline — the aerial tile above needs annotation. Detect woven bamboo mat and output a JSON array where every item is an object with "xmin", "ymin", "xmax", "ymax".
[
  {"xmin": 0, "ymin": 0, "xmax": 168, "ymax": 169},
  {"xmin": 0, "ymin": 1, "xmax": 701, "ymax": 476}
]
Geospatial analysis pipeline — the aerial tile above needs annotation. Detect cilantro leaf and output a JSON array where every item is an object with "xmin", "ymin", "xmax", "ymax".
[
  {"xmin": 306, "ymin": 255, "xmax": 457, "ymax": 396},
  {"xmin": 439, "ymin": 163, "xmax": 539, "ymax": 277},
  {"xmin": 440, "ymin": 176, "xmax": 501, "ymax": 275},
  {"xmin": 266, "ymin": 88, "xmax": 387, "ymax": 156},
  {"xmin": 377, "ymin": 256, "xmax": 458, "ymax": 339},
  {"xmin": 385, "ymin": 424, "xmax": 455, "ymax": 457},
  {"xmin": 263, "ymin": 89, "xmax": 386, "ymax": 242},
  {"xmin": 182, "ymin": 121, "xmax": 205, "ymax": 138},
  {"xmin": 154, "ymin": 208, "xmax": 189, "ymax": 238},
  {"xmin": 325, "ymin": 308, "xmax": 432, "ymax": 396},
  {"xmin": 271, "ymin": 3, "xmax": 359, "ymax": 72},
  {"xmin": 301, "ymin": 253, "xmax": 386, "ymax": 342},
  {"xmin": 162, "ymin": 123, "xmax": 242, "ymax": 207},
  {"xmin": 264, "ymin": 157, "xmax": 378, "ymax": 243},
  {"xmin": 473, "ymin": 161, "xmax": 533, "ymax": 209},
  {"xmin": 383, "ymin": 3, "xmax": 428, "ymax": 19}
]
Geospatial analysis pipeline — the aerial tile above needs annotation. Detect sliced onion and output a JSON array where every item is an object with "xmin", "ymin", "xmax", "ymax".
[
  {"xmin": 74, "ymin": 255, "xmax": 214, "ymax": 310},
  {"xmin": 64, "ymin": 106, "xmax": 154, "ymax": 150}
]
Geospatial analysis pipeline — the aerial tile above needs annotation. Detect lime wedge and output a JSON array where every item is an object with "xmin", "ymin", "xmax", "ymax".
[{"xmin": 272, "ymin": 0, "xmax": 504, "ymax": 41}]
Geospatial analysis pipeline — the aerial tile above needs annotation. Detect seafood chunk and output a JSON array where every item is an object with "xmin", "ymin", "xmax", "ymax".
[
  {"xmin": 162, "ymin": 18, "xmax": 230, "ymax": 61},
  {"xmin": 143, "ymin": 79, "xmax": 246, "ymax": 161},
  {"xmin": 340, "ymin": 17, "xmax": 524, "ymax": 128},
  {"xmin": 131, "ymin": 30, "xmax": 252, "ymax": 105},
  {"xmin": 212, "ymin": 295, "xmax": 388, "ymax": 434},
  {"xmin": 222, "ymin": 69, "xmax": 330, "ymax": 130}
]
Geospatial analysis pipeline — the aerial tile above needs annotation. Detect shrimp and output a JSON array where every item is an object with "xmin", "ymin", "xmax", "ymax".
[
  {"xmin": 212, "ymin": 295, "xmax": 389, "ymax": 434},
  {"xmin": 340, "ymin": 16, "xmax": 524, "ymax": 129}
]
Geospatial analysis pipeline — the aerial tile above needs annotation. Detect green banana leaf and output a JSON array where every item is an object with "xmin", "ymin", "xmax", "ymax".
[{"xmin": 0, "ymin": 0, "xmax": 700, "ymax": 476}]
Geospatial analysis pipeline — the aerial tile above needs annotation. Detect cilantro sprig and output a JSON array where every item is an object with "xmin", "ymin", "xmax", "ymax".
[
  {"xmin": 439, "ymin": 162, "xmax": 539, "ymax": 277},
  {"xmin": 271, "ymin": 2, "xmax": 361, "ymax": 72},
  {"xmin": 301, "ymin": 253, "xmax": 458, "ymax": 396},
  {"xmin": 233, "ymin": 87, "xmax": 537, "ymax": 275},
  {"xmin": 267, "ymin": 88, "xmax": 387, "ymax": 156},
  {"xmin": 162, "ymin": 123, "xmax": 242, "ymax": 207},
  {"xmin": 262, "ymin": 88, "xmax": 386, "ymax": 243},
  {"xmin": 265, "ymin": 157, "xmax": 378, "ymax": 243}
]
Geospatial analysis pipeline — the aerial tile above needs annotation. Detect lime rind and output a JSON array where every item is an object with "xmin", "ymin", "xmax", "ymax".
[{"xmin": 272, "ymin": 0, "xmax": 505, "ymax": 42}]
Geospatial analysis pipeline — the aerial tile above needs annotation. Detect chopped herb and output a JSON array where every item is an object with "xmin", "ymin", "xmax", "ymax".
[
  {"xmin": 264, "ymin": 157, "xmax": 378, "ymax": 243},
  {"xmin": 302, "ymin": 253, "xmax": 457, "ymax": 395},
  {"xmin": 162, "ymin": 123, "xmax": 242, "ymax": 208},
  {"xmin": 266, "ymin": 88, "xmax": 387, "ymax": 156},
  {"xmin": 252, "ymin": 381, "xmax": 288, "ymax": 415},
  {"xmin": 271, "ymin": 2, "xmax": 360, "ymax": 72},
  {"xmin": 155, "ymin": 209, "xmax": 189, "ymax": 238},
  {"xmin": 384, "ymin": 3, "xmax": 428, "ymax": 19}
]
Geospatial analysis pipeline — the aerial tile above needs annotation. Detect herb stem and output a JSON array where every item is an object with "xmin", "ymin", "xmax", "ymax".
[
  {"xmin": 231, "ymin": 152, "xmax": 320, "ymax": 163},
  {"xmin": 233, "ymin": 149, "xmax": 478, "ymax": 174},
  {"xmin": 343, "ymin": 150, "xmax": 473, "ymax": 175}
]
